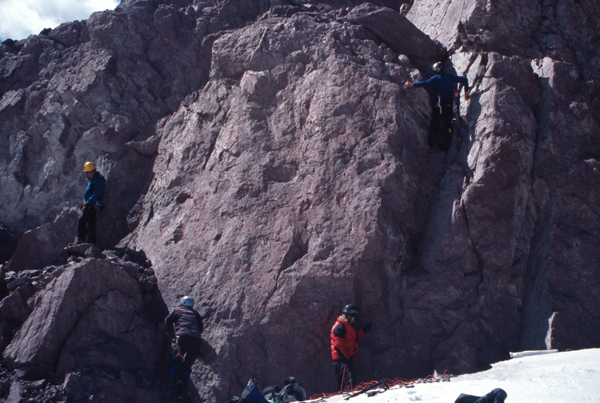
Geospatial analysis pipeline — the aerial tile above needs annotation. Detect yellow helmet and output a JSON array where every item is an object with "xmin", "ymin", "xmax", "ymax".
[
  {"xmin": 433, "ymin": 62, "xmax": 444, "ymax": 73},
  {"xmin": 83, "ymin": 161, "xmax": 96, "ymax": 172}
]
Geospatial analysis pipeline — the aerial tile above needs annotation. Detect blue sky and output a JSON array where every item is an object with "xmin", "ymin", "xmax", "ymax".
[{"xmin": 0, "ymin": 0, "xmax": 120, "ymax": 42}]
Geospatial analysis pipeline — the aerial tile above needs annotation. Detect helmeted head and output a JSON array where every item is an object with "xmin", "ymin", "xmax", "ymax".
[
  {"xmin": 342, "ymin": 304, "xmax": 360, "ymax": 319},
  {"xmin": 83, "ymin": 161, "xmax": 96, "ymax": 173},
  {"xmin": 433, "ymin": 61, "xmax": 444, "ymax": 73},
  {"xmin": 180, "ymin": 296, "xmax": 194, "ymax": 307}
]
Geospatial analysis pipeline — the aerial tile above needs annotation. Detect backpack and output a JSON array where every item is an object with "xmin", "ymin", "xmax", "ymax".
[
  {"xmin": 228, "ymin": 379, "xmax": 269, "ymax": 403},
  {"xmin": 263, "ymin": 377, "xmax": 306, "ymax": 402}
]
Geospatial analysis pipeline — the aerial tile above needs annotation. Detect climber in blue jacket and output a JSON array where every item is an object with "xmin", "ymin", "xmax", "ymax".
[
  {"xmin": 76, "ymin": 161, "xmax": 105, "ymax": 245},
  {"xmin": 405, "ymin": 61, "xmax": 469, "ymax": 151}
]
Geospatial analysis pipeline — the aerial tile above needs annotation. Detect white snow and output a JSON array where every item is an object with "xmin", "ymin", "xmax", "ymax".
[{"xmin": 311, "ymin": 349, "xmax": 600, "ymax": 403}]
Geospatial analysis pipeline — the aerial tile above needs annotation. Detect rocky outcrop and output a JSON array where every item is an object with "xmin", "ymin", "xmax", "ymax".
[
  {"xmin": 4, "ymin": 255, "xmax": 155, "ymax": 377},
  {"xmin": 406, "ymin": 0, "xmax": 600, "ymax": 363},
  {"xmin": 0, "ymin": 246, "xmax": 177, "ymax": 402},
  {"xmin": 5, "ymin": 208, "xmax": 80, "ymax": 273},
  {"xmin": 0, "ymin": 0, "xmax": 241, "ymax": 249},
  {"xmin": 122, "ymin": 5, "xmax": 447, "ymax": 400},
  {"xmin": 1, "ymin": 0, "xmax": 599, "ymax": 402}
]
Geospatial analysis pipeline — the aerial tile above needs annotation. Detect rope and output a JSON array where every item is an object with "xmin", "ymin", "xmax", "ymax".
[{"xmin": 309, "ymin": 370, "xmax": 453, "ymax": 400}]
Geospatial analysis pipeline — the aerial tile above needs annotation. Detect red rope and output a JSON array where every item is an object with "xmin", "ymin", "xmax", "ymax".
[{"xmin": 309, "ymin": 370, "xmax": 453, "ymax": 400}]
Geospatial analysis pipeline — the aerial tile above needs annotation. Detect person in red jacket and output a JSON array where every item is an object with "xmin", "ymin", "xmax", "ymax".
[{"xmin": 330, "ymin": 304, "xmax": 372, "ymax": 391}]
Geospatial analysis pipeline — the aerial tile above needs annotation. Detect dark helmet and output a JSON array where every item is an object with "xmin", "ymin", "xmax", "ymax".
[
  {"xmin": 342, "ymin": 304, "xmax": 360, "ymax": 317},
  {"xmin": 433, "ymin": 61, "xmax": 444, "ymax": 73}
]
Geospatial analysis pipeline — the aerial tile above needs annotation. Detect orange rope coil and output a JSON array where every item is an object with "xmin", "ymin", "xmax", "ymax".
[{"xmin": 309, "ymin": 370, "xmax": 452, "ymax": 400}]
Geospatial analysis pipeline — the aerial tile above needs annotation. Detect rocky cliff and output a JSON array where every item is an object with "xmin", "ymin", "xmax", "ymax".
[{"xmin": 1, "ymin": 0, "xmax": 599, "ymax": 402}]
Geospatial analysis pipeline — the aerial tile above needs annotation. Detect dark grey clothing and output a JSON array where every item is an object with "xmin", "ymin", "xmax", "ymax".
[
  {"xmin": 455, "ymin": 388, "xmax": 507, "ymax": 403},
  {"xmin": 165, "ymin": 306, "xmax": 204, "ymax": 339},
  {"xmin": 332, "ymin": 360, "xmax": 355, "ymax": 391},
  {"xmin": 78, "ymin": 204, "xmax": 97, "ymax": 244},
  {"xmin": 176, "ymin": 335, "xmax": 202, "ymax": 373}
]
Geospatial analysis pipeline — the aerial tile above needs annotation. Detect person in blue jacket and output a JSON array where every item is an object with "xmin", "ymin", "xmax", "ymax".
[
  {"xmin": 76, "ymin": 161, "xmax": 105, "ymax": 245},
  {"xmin": 405, "ymin": 61, "xmax": 469, "ymax": 151}
]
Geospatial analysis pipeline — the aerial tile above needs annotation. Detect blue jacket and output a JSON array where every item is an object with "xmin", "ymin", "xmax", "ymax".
[
  {"xmin": 413, "ymin": 72, "xmax": 469, "ymax": 99},
  {"xmin": 84, "ymin": 172, "xmax": 105, "ymax": 206}
]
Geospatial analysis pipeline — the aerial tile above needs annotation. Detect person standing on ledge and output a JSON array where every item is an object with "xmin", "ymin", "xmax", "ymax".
[
  {"xmin": 405, "ymin": 61, "xmax": 469, "ymax": 151},
  {"xmin": 330, "ymin": 304, "xmax": 372, "ymax": 391},
  {"xmin": 76, "ymin": 161, "xmax": 105, "ymax": 245}
]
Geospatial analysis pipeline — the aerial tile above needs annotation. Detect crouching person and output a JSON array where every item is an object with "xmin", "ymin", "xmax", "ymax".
[{"xmin": 166, "ymin": 296, "xmax": 204, "ymax": 398}]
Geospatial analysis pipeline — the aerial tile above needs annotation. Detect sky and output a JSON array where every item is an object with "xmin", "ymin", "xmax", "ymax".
[
  {"xmin": 0, "ymin": 0, "xmax": 120, "ymax": 42},
  {"xmin": 312, "ymin": 349, "xmax": 600, "ymax": 403}
]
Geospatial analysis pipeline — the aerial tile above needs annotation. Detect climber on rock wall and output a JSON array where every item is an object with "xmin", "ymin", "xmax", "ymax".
[
  {"xmin": 330, "ymin": 304, "xmax": 372, "ymax": 391},
  {"xmin": 76, "ymin": 161, "xmax": 105, "ymax": 245},
  {"xmin": 405, "ymin": 61, "xmax": 469, "ymax": 151},
  {"xmin": 166, "ymin": 295, "xmax": 204, "ymax": 399}
]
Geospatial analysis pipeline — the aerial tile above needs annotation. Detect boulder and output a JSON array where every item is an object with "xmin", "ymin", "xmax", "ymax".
[
  {"xmin": 345, "ymin": 3, "xmax": 446, "ymax": 70},
  {"xmin": 0, "ymin": 284, "xmax": 36, "ymax": 354},
  {"xmin": 5, "ymin": 209, "xmax": 78, "ymax": 273},
  {"xmin": 3, "ymin": 258, "xmax": 162, "ymax": 379},
  {"xmin": 65, "ymin": 243, "xmax": 105, "ymax": 259}
]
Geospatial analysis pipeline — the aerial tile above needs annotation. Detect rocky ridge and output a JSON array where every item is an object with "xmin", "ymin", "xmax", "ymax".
[
  {"xmin": 0, "ymin": 245, "xmax": 187, "ymax": 402},
  {"xmin": 0, "ymin": 0, "xmax": 599, "ymax": 402}
]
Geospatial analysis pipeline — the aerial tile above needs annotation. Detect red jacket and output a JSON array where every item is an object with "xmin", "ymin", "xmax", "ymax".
[{"xmin": 330, "ymin": 317, "xmax": 365, "ymax": 361}]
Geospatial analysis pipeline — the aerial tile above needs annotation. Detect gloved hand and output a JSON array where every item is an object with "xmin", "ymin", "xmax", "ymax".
[{"xmin": 363, "ymin": 322, "xmax": 372, "ymax": 333}]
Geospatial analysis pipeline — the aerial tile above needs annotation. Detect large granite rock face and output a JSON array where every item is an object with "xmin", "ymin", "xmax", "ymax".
[
  {"xmin": 1, "ymin": 0, "xmax": 599, "ymax": 401},
  {"xmin": 123, "ymin": 7, "xmax": 441, "ymax": 400}
]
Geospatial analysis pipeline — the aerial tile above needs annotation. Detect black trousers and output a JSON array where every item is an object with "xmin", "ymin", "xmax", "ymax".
[
  {"xmin": 332, "ymin": 360, "xmax": 355, "ymax": 391},
  {"xmin": 177, "ymin": 335, "xmax": 202, "ymax": 374},
  {"xmin": 428, "ymin": 97, "xmax": 455, "ymax": 151},
  {"xmin": 77, "ymin": 205, "xmax": 97, "ymax": 244},
  {"xmin": 170, "ymin": 335, "xmax": 201, "ymax": 397}
]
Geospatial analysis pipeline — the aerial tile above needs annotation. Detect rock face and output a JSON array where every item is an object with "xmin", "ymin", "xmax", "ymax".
[
  {"xmin": 0, "ymin": 224, "xmax": 18, "ymax": 265},
  {"xmin": 1, "ymin": 0, "xmax": 599, "ymax": 402},
  {"xmin": 0, "ymin": 247, "xmax": 172, "ymax": 402},
  {"xmin": 4, "ymin": 208, "xmax": 80, "ymax": 273}
]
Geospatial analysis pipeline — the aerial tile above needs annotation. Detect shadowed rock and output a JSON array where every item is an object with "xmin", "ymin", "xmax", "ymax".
[{"xmin": 0, "ymin": 224, "xmax": 18, "ymax": 265}]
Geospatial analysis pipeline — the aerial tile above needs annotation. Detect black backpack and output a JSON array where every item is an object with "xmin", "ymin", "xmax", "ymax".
[{"xmin": 262, "ymin": 377, "xmax": 306, "ymax": 402}]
